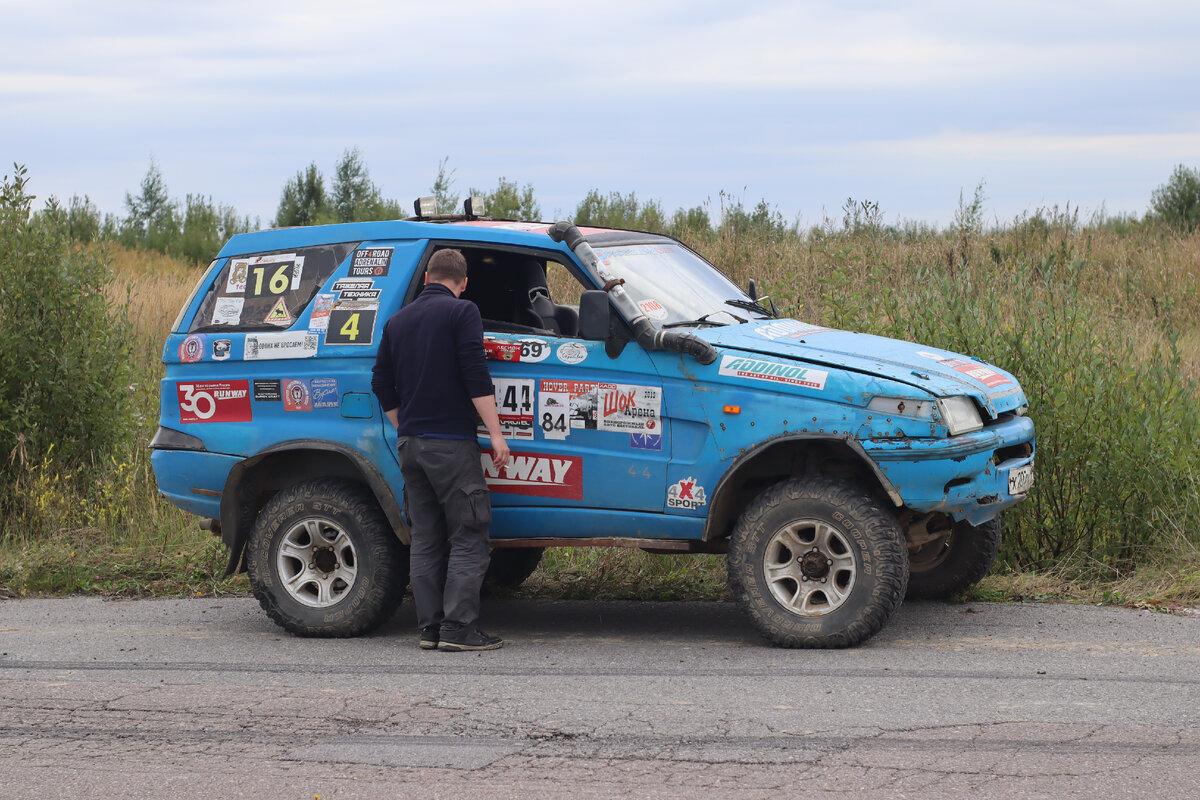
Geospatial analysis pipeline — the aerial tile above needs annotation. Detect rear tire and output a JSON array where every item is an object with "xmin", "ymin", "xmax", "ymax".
[
  {"xmin": 484, "ymin": 547, "xmax": 544, "ymax": 592},
  {"xmin": 247, "ymin": 479, "xmax": 406, "ymax": 637},
  {"xmin": 906, "ymin": 516, "xmax": 1001, "ymax": 599},
  {"xmin": 728, "ymin": 476, "xmax": 907, "ymax": 648}
]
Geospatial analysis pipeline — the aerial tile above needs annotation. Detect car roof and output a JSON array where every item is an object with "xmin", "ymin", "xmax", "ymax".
[{"xmin": 216, "ymin": 219, "xmax": 675, "ymax": 259}]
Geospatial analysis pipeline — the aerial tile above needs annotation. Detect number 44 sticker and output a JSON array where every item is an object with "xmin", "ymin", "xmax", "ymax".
[{"xmin": 324, "ymin": 306, "xmax": 378, "ymax": 346}]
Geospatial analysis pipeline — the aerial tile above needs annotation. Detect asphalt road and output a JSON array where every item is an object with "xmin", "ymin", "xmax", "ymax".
[{"xmin": 0, "ymin": 595, "xmax": 1197, "ymax": 799}]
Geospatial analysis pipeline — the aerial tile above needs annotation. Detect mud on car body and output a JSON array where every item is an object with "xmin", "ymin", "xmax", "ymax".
[{"xmin": 151, "ymin": 200, "xmax": 1035, "ymax": 647}]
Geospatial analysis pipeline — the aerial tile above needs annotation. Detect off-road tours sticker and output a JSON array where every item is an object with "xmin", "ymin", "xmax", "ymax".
[
  {"xmin": 350, "ymin": 247, "xmax": 393, "ymax": 277},
  {"xmin": 177, "ymin": 380, "xmax": 252, "ymax": 423}
]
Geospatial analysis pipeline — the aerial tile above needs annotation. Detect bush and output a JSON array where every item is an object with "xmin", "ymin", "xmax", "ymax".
[
  {"xmin": 0, "ymin": 165, "xmax": 135, "ymax": 514},
  {"xmin": 1150, "ymin": 164, "xmax": 1200, "ymax": 233}
]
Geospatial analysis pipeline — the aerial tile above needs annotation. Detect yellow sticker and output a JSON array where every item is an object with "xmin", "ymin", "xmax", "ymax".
[{"xmin": 265, "ymin": 297, "xmax": 293, "ymax": 326}]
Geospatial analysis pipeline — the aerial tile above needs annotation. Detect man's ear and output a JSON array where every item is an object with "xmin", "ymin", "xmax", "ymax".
[
  {"xmin": 423, "ymin": 272, "xmax": 430, "ymax": 285},
  {"xmin": 461, "ymin": 276, "xmax": 469, "ymax": 293}
]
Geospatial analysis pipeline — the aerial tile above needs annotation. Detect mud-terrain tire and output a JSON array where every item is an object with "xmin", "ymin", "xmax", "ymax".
[
  {"xmin": 727, "ymin": 476, "xmax": 908, "ymax": 648},
  {"xmin": 484, "ymin": 547, "xmax": 544, "ymax": 592},
  {"xmin": 247, "ymin": 479, "xmax": 407, "ymax": 637},
  {"xmin": 906, "ymin": 516, "xmax": 1001, "ymax": 600}
]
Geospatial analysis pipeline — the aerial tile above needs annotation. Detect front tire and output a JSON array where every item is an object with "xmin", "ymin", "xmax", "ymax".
[
  {"xmin": 728, "ymin": 476, "xmax": 908, "ymax": 648},
  {"xmin": 247, "ymin": 479, "xmax": 407, "ymax": 637},
  {"xmin": 906, "ymin": 516, "xmax": 1001, "ymax": 599}
]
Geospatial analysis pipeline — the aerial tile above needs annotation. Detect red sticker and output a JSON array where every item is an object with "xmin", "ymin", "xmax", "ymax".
[
  {"xmin": 484, "ymin": 339, "xmax": 522, "ymax": 362},
  {"xmin": 283, "ymin": 379, "xmax": 312, "ymax": 411},
  {"xmin": 481, "ymin": 451, "xmax": 583, "ymax": 500},
  {"xmin": 177, "ymin": 380, "xmax": 252, "ymax": 423},
  {"xmin": 939, "ymin": 358, "xmax": 1012, "ymax": 388}
]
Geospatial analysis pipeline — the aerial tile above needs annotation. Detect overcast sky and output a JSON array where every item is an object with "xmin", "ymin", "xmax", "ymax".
[{"xmin": 4, "ymin": 0, "xmax": 1199, "ymax": 229}]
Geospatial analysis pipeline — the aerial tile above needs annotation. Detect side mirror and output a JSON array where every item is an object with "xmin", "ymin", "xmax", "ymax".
[{"xmin": 578, "ymin": 290, "xmax": 612, "ymax": 341}]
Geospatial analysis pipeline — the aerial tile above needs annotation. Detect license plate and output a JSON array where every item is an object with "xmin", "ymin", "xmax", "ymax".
[{"xmin": 1008, "ymin": 462, "xmax": 1035, "ymax": 496}]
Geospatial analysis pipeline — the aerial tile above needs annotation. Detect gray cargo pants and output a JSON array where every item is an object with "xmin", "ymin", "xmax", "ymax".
[{"xmin": 397, "ymin": 436, "xmax": 492, "ymax": 631}]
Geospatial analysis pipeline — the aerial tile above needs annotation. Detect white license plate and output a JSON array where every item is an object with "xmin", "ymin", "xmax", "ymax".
[{"xmin": 1008, "ymin": 462, "xmax": 1035, "ymax": 496}]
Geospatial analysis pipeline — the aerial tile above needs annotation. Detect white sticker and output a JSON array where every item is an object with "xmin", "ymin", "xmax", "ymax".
[
  {"xmin": 718, "ymin": 355, "xmax": 828, "ymax": 390},
  {"xmin": 539, "ymin": 391, "xmax": 570, "ymax": 439},
  {"xmin": 483, "ymin": 378, "xmax": 535, "ymax": 440},
  {"xmin": 211, "ymin": 297, "xmax": 244, "ymax": 326},
  {"xmin": 755, "ymin": 320, "xmax": 831, "ymax": 340},
  {"xmin": 226, "ymin": 261, "xmax": 249, "ymax": 293},
  {"xmin": 244, "ymin": 332, "xmax": 319, "ymax": 361},
  {"xmin": 211, "ymin": 338, "xmax": 232, "ymax": 361},
  {"xmin": 596, "ymin": 384, "xmax": 661, "ymax": 434},
  {"xmin": 556, "ymin": 341, "xmax": 588, "ymax": 365},
  {"xmin": 290, "ymin": 255, "xmax": 305, "ymax": 290},
  {"xmin": 518, "ymin": 338, "xmax": 551, "ymax": 363},
  {"xmin": 542, "ymin": 379, "xmax": 598, "ymax": 430},
  {"xmin": 639, "ymin": 298, "xmax": 668, "ymax": 320},
  {"xmin": 667, "ymin": 477, "xmax": 707, "ymax": 510},
  {"xmin": 308, "ymin": 294, "xmax": 335, "ymax": 333}
]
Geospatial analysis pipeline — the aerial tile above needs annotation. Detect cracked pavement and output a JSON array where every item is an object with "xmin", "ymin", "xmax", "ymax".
[{"xmin": 0, "ymin": 597, "xmax": 1197, "ymax": 798}]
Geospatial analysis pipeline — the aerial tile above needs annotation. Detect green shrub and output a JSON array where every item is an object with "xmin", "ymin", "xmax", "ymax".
[
  {"xmin": 0, "ymin": 165, "xmax": 135, "ymax": 514},
  {"xmin": 1150, "ymin": 164, "xmax": 1200, "ymax": 233}
]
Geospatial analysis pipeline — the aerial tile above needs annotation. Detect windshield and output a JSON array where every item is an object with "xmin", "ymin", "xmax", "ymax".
[{"xmin": 589, "ymin": 243, "xmax": 768, "ymax": 328}]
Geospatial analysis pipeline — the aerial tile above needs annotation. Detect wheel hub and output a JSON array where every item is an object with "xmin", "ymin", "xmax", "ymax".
[
  {"xmin": 799, "ymin": 548, "xmax": 831, "ymax": 581},
  {"xmin": 312, "ymin": 546, "xmax": 338, "ymax": 573}
]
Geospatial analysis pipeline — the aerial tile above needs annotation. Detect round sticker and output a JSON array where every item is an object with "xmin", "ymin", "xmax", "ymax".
[
  {"xmin": 179, "ymin": 334, "xmax": 205, "ymax": 363},
  {"xmin": 556, "ymin": 341, "xmax": 588, "ymax": 365},
  {"xmin": 639, "ymin": 298, "xmax": 668, "ymax": 320},
  {"xmin": 212, "ymin": 338, "xmax": 232, "ymax": 361},
  {"xmin": 518, "ymin": 338, "xmax": 551, "ymax": 363}
]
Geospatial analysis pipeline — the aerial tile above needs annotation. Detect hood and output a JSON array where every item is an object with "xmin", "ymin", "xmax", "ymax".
[{"xmin": 696, "ymin": 319, "xmax": 1027, "ymax": 418}]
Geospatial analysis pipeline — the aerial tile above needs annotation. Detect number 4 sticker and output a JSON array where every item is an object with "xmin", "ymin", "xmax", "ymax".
[{"xmin": 324, "ymin": 308, "xmax": 378, "ymax": 345}]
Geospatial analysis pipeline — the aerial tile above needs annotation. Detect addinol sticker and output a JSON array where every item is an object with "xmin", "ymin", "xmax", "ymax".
[{"xmin": 718, "ymin": 355, "xmax": 828, "ymax": 390}]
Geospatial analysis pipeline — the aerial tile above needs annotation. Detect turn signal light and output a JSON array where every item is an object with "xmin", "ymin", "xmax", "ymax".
[{"xmin": 723, "ymin": 405, "xmax": 741, "ymax": 415}]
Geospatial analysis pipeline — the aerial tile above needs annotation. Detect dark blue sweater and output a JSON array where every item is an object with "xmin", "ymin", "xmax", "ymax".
[{"xmin": 371, "ymin": 283, "xmax": 495, "ymax": 438}]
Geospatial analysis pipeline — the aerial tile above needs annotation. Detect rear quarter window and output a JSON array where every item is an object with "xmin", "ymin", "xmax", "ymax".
[{"xmin": 188, "ymin": 242, "xmax": 358, "ymax": 333}]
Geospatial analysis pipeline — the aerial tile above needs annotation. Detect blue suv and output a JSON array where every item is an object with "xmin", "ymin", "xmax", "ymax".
[{"xmin": 151, "ymin": 203, "xmax": 1035, "ymax": 647}]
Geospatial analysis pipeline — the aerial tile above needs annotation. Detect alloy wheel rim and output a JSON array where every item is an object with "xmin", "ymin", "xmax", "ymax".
[
  {"xmin": 275, "ymin": 517, "xmax": 358, "ymax": 608},
  {"xmin": 763, "ymin": 519, "xmax": 857, "ymax": 616}
]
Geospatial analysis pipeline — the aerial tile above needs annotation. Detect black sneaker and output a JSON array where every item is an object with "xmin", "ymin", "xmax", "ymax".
[
  {"xmin": 419, "ymin": 625, "xmax": 440, "ymax": 650},
  {"xmin": 437, "ymin": 626, "xmax": 504, "ymax": 651}
]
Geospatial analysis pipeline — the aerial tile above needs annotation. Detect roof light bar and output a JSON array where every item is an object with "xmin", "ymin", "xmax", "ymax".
[{"xmin": 464, "ymin": 196, "xmax": 486, "ymax": 218}]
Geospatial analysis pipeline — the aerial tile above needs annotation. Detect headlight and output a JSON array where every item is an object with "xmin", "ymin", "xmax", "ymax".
[
  {"xmin": 937, "ymin": 396, "xmax": 983, "ymax": 435},
  {"xmin": 867, "ymin": 396, "xmax": 933, "ymax": 419}
]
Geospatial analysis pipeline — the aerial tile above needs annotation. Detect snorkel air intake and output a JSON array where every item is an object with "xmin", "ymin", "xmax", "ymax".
[{"xmin": 548, "ymin": 222, "xmax": 718, "ymax": 365}]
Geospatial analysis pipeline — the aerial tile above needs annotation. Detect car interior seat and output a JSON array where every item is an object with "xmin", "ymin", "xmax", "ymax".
[{"xmin": 510, "ymin": 258, "xmax": 579, "ymax": 336}]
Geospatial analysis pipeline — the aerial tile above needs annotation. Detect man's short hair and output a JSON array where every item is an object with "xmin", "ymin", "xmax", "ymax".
[{"xmin": 427, "ymin": 249, "xmax": 468, "ymax": 284}]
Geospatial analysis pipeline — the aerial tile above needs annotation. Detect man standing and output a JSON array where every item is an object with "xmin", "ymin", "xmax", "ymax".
[{"xmin": 371, "ymin": 248, "xmax": 511, "ymax": 652}]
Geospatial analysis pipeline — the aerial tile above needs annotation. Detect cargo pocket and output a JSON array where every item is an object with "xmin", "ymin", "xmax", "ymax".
[{"xmin": 465, "ymin": 489, "xmax": 492, "ymax": 528}]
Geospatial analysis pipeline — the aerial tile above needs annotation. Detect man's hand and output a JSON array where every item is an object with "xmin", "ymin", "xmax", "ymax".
[{"xmin": 489, "ymin": 433, "xmax": 511, "ymax": 469}]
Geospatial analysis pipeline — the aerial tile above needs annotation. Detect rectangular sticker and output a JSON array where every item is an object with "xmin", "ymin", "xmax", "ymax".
[
  {"xmin": 338, "ymin": 288, "xmax": 381, "ymax": 301},
  {"xmin": 283, "ymin": 379, "xmax": 312, "ymax": 411},
  {"xmin": 253, "ymin": 379, "xmax": 282, "ymax": 402},
  {"xmin": 177, "ymin": 380, "xmax": 252, "ymax": 423},
  {"xmin": 308, "ymin": 293, "xmax": 335, "ymax": 333},
  {"xmin": 481, "ymin": 451, "xmax": 583, "ymax": 500},
  {"xmin": 325, "ymin": 301, "xmax": 378, "ymax": 346},
  {"xmin": 245, "ymin": 332, "xmax": 319, "ymax": 361},
  {"xmin": 937, "ymin": 358, "xmax": 1012, "ymax": 389},
  {"xmin": 596, "ymin": 384, "xmax": 661, "ymax": 434},
  {"xmin": 484, "ymin": 378, "xmax": 535, "ymax": 440},
  {"xmin": 331, "ymin": 278, "xmax": 374, "ymax": 292},
  {"xmin": 237, "ymin": 254, "xmax": 304, "ymax": 298},
  {"xmin": 718, "ymin": 355, "xmax": 828, "ymax": 390},
  {"xmin": 754, "ymin": 320, "xmax": 832, "ymax": 340},
  {"xmin": 538, "ymin": 391, "xmax": 570, "ymax": 440},
  {"xmin": 630, "ymin": 432, "xmax": 662, "ymax": 450},
  {"xmin": 211, "ymin": 297, "xmax": 244, "ymax": 326},
  {"xmin": 541, "ymin": 379, "xmax": 599, "ymax": 430},
  {"xmin": 311, "ymin": 377, "xmax": 339, "ymax": 409},
  {"xmin": 350, "ymin": 247, "xmax": 393, "ymax": 277}
]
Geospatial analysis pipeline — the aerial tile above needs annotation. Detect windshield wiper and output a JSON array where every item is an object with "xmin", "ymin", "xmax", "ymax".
[
  {"xmin": 661, "ymin": 312, "xmax": 731, "ymax": 329},
  {"xmin": 725, "ymin": 298, "xmax": 777, "ymax": 318}
]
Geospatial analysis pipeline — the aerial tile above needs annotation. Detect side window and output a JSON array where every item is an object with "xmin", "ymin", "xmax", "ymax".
[
  {"xmin": 188, "ymin": 242, "xmax": 357, "ymax": 333},
  {"xmin": 457, "ymin": 248, "xmax": 588, "ymax": 337}
]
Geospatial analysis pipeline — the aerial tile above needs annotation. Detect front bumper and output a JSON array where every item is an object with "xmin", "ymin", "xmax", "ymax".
[{"xmin": 863, "ymin": 414, "xmax": 1035, "ymax": 525}]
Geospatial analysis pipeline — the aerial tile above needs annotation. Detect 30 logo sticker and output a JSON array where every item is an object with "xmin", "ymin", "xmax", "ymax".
[{"xmin": 177, "ymin": 380, "xmax": 252, "ymax": 423}]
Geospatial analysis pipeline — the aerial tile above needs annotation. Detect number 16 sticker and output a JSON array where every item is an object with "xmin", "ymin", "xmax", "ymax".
[{"xmin": 324, "ymin": 305, "xmax": 378, "ymax": 346}]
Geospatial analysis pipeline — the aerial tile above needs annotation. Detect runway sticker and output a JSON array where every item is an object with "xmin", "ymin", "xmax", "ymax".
[
  {"xmin": 481, "ymin": 450, "xmax": 583, "ymax": 500},
  {"xmin": 177, "ymin": 380, "xmax": 251, "ymax": 423}
]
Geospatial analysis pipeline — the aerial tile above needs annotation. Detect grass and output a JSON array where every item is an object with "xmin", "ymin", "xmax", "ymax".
[{"xmin": 3, "ymin": 218, "xmax": 1199, "ymax": 614}]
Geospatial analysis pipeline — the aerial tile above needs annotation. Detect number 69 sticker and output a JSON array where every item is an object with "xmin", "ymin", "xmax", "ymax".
[{"xmin": 324, "ymin": 307, "xmax": 378, "ymax": 346}]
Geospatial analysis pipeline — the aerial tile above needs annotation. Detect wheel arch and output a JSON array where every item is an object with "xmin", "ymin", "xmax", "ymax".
[
  {"xmin": 701, "ymin": 433, "xmax": 901, "ymax": 542},
  {"xmin": 219, "ymin": 440, "xmax": 408, "ymax": 573}
]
